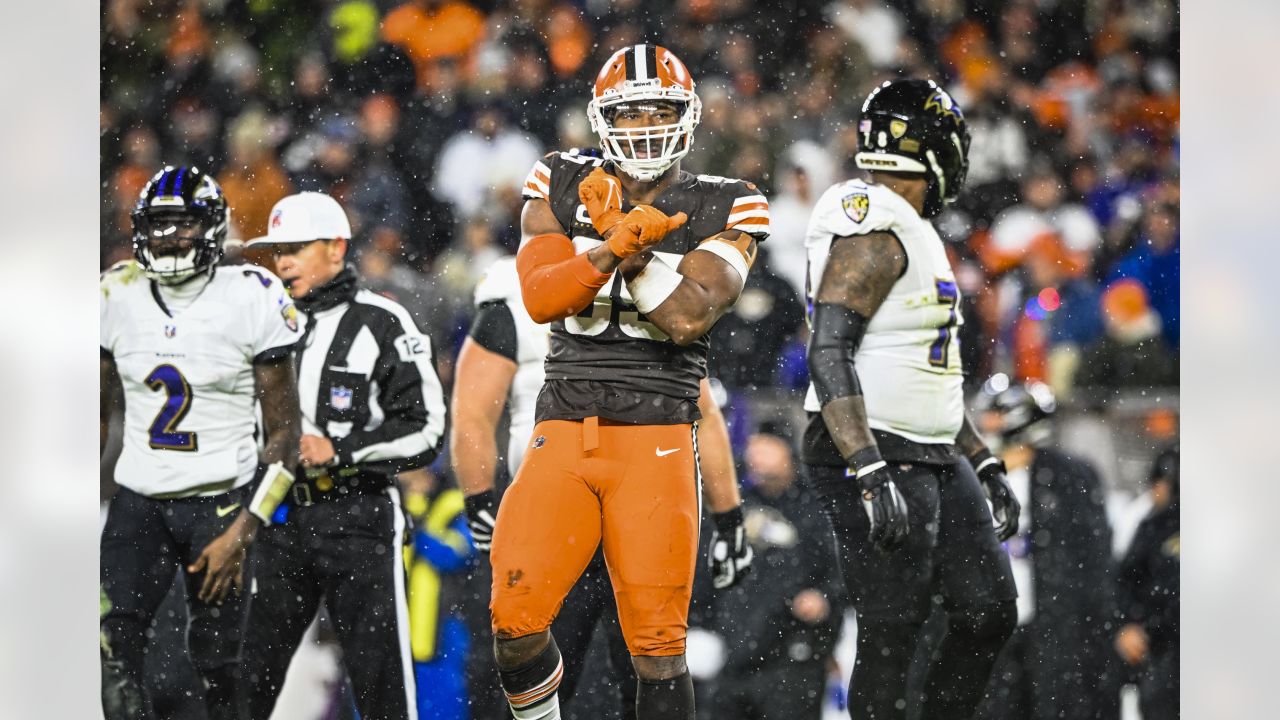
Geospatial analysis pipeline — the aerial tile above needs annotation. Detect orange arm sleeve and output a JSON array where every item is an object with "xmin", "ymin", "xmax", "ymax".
[{"xmin": 516, "ymin": 233, "xmax": 612, "ymax": 323}]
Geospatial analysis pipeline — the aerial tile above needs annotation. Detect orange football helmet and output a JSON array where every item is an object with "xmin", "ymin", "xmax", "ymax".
[{"xmin": 587, "ymin": 44, "xmax": 701, "ymax": 182}]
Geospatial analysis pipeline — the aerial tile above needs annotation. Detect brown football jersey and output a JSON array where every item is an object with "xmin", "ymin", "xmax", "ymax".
[{"xmin": 520, "ymin": 150, "xmax": 770, "ymax": 424}]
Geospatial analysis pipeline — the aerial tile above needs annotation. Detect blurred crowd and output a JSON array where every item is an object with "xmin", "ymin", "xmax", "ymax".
[
  {"xmin": 101, "ymin": 2, "xmax": 1178, "ymax": 718},
  {"xmin": 101, "ymin": 0, "xmax": 1179, "ymax": 404}
]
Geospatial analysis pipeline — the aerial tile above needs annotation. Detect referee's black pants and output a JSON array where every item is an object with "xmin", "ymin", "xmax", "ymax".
[
  {"xmin": 100, "ymin": 486, "xmax": 254, "ymax": 720},
  {"xmin": 243, "ymin": 486, "xmax": 417, "ymax": 720}
]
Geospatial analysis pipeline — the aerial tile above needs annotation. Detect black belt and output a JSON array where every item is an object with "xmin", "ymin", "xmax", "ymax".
[{"xmin": 289, "ymin": 467, "xmax": 391, "ymax": 507}]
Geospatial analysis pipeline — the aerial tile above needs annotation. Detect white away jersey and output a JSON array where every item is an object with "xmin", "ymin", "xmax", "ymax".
[
  {"xmin": 101, "ymin": 262, "xmax": 302, "ymax": 497},
  {"xmin": 803, "ymin": 179, "xmax": 964, "ymax": 444},
  {"xmin": 473, "ymin": 257, "xmax": 549, "ymax": 473}
]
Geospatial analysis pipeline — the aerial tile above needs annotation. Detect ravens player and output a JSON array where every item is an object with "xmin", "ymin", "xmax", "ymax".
[
  {"xmin": 456, "ymin": 253, "xmax": 752, "ymax": 719},
  {"xmin": 100, "ymin": 166, "xmax": 301, "ymax": 720},
  {"xmin": 488, "ymin": 44, "xmax": 765, "ymax": 720},
  {"xmin": 802, "ymin": 80, "xmax": 1019, "ymax": 719}
]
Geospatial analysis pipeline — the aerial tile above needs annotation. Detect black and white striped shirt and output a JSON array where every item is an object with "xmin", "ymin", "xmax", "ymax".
[{"xmin": 296, "ymin": 274, "xmax": 447, "ymax": 478}]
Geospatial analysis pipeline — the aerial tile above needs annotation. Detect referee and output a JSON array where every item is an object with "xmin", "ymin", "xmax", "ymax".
[{"xmin": 241, "ymin": 192, "xmax": 447, "ymax": 720}]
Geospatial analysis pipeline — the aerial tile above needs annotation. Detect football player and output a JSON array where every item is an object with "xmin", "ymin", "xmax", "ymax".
[
  {"xmin": 801, "ymin": 79, "xmax": 1020, "ymax": 720},
  {"xmin": 100, "ymin": 166, "xmax": 302, "ymax": 720},
  {"xmin": 487, "ymin": 44, "xmax": 767, "ymax": 720},
  {"xmin": 455, "ymin": 252, "xmax": 752, "ymax": 719}
]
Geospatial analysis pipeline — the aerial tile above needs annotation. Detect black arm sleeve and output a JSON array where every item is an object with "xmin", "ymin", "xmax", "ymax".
[
  {"xmin": 468, "ymin": 301, "xmax": 519, "ymax": 362},
  {"xmin": 806, "ymin": 302, "xmax": 870, "ymax": 406}
]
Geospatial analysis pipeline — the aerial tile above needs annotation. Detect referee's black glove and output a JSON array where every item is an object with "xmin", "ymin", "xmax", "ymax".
[
  {"xmin": 971, "ymin": 450, "xmax": 1020, "ymax": 542},
  {"xmin": 464, "ymin": 490, "xmax": 499, "ymax": 553},
  {"xmin": 852, "ymin": 464, "xmax": 910, "ymax": 551},
  {"xmin": 708, "ymin": 506, "xmax": 754, "ymax": 589}
]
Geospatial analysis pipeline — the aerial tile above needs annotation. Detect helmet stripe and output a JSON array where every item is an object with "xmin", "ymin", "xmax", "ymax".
[
  {"xmin": 624, "ymin": 45, "xmax": 637, "ymax": 81},
  {"xmin": 633, "ymin": 43, "xmax": 648, "ymax": 80},
  {"xmin": 156, "ymin": 168, "xmax": 173, "ymax": 196},
  {"xmin": 173, "ymin": 167, "xmax": 187, "ymax": 198},
  {"xmin": 644, "ymin": 44, "xmax": 658, "ymax": 82}
]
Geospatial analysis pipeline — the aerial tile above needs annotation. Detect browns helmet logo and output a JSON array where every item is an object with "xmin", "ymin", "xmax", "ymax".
[{"xmin": 842, "ymin": 191, "xmax": 870, "ymax": 223}]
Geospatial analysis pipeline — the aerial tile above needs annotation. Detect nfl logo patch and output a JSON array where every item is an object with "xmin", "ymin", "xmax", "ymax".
[
  {"xmin": 532, "ymin": 436, "xmax": 546, "ymax": 449},
  {"xmin": 329, "ymin": 386, "xmax": 353, "ymax": 411},
  {"xmin": 270, "ymin": 209, "xmax": 283, "ymax": 228},
  {"xmin": 842, "ymin": 191, "xmax": 870, "ymax": 223},
  {"xmin": 164, "ymin": 324, "xmax": 177, "ymax": 338}
]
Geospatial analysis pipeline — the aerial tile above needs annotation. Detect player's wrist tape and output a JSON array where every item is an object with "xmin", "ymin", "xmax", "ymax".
[
  {"xmin": 694, "ymin": 238, "xmax": 750, "ymax": 283},
  {"xmin": 625, "ymin": 255, "xmax": 684, "ymax": 314},
  {"xmin": 969, "ymin": 448, "xmax": 1004, "ymax": 475},
  {"xmin": 843, "ymin": 447, "xmax": 887, "ymax": 482},
  {"xmin": 711, "ymin": 506, "xmax": 745, "ymax": 533},
  {"xmin": 248, "ymin": 461, "xmax": 296, "ymax": 525}
]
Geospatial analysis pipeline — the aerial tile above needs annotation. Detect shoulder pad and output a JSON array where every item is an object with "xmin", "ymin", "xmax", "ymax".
[
  {"xmin": 100, "ymin": 260, "xmax": 144, "ymax": 298},
  {"xmin": 816, "ymin": 179, "xmax": 905, "ymax": 236},
  {"xmin": 473, "ymin": 256, "xmax": 519, "ymax": 306}
]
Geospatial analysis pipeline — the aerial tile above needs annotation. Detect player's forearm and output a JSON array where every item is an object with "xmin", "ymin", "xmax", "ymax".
[
  {"xmin": 809, "ymin": 301, "xmax": 879, "ymax": 462},
  {"xmin": 819, "ymin": 395, "xmax": 879, "ymax": 461},
  {"xmin": 450, "ymin": 417, "xmax": 500, "ymax": 496},
  {"xmin": 516, "ymin": 234, "xmax": 615, "ymax": 322},
  {"xmin": 955, "ymin": 412, "xmax": 990, "ymax": 460},
  {"xmin": 642, "ymin": 278, "xmax": 726, "ymax": 346},
  {"xmin": 697, "ymin": 405, "xmax": 741, "ymax": 513},
  {"xmin": 256, "ymin": 355, "xmax": 301, "ymax": 466},
  {"xmin": 621, "ymin": 247, "xmax": 743, "ymax": 346}
]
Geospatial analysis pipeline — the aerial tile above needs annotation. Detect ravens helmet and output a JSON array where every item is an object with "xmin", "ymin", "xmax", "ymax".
[
  {"xmin": 131, "ymin": 166, "xmax": 229, "ymax": 284},
  {"xmin": 974, "ymin": 373, "xmax": 1057, "ymax": 449},
  {"xmin": 855, "ymin": 78, "xmax": 971, "ymax": 217}
]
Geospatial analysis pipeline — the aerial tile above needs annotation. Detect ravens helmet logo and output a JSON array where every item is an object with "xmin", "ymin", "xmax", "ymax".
[{"xmin": 923, "ymin": 90, "xmax": 963, "ymax": 120}]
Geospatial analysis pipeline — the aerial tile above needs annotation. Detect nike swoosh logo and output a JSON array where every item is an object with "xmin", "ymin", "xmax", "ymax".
[
  {"xmin": 655, "ymin": 448, "xmax": 681, "ymax": 457},
  {"xmin": 216, "ymin": 503, "xmax": 241, "ymax": 518}
]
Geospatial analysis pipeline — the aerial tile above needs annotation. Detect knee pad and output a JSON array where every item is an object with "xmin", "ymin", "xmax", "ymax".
[{"xmin": 948, "ymin": 600, "xmax": 1016, "ymax": 646}]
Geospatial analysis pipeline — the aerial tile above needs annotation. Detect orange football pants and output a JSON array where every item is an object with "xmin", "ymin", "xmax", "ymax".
[{"xmin": 489, "ymin": 418, "xmax": 701, "ymax": 657}]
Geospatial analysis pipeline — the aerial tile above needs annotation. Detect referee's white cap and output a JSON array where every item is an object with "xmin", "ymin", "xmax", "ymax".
[{"xmin": 246, "ymin": 192, "xmax": 352, "ymax": 246}]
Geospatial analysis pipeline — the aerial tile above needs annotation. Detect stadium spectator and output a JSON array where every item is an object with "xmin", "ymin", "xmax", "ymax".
[
  {"xmin": 707, "ymin": 247, "xmax": 805, "ymax": 392},
  {"xmin": 1114, "ymin": 445, "xmax": 1180, "ymax": 719},
  {"xmin": 971, "ymin": 376, "xmax": 1121, "ymax": 720},
  {"xmin": 1107, "ymin": 196, "xmax": 1180, "ymax": 347},
  {"xmin": 1076, "ymin": 279, "xmax": 1178, "ymax": 394},
  {"xmin": 705, "ymin": 431, "xmax": 843, "ymax": 720},
  {"xmin": 217, "ymin": 107, "xmax": 294, "ymax": 241},
  {"xmin": 381, "ymin": 0, "xmax": 487, "ymax": 92},
  {"xmin": 431, "ymin": 104, "xmax": 540, "ymax": 221}
]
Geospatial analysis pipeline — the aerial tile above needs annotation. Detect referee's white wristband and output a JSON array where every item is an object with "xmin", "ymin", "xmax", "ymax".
[{"xmin": 626, "ymin": 255, "xmax": 684, "ymax": 314}]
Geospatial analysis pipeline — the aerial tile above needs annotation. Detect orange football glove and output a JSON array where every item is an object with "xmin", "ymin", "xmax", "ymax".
[
  {"xmin": 606, "ymin": 205, "xmax": 689, "ymax": 259},
  {"xmin": 577, "ymin": 167, "xmax": 627, "ymax": 236}
]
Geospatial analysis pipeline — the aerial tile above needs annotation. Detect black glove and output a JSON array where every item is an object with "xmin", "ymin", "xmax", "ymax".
[
  {"xmin": 852, "ymin": 464, "xmax": 910, "ymax": 551},
  {"xmin": 972, "ymin": 450, "xmax": 1020, "ymax": 542},
  {"xmin": 464, "ymin": 490, "xmax": 499, "ymax": 553},
  {"xmin": 708, "ymin": 506, "xmax": 754, "ymax": 589}
]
